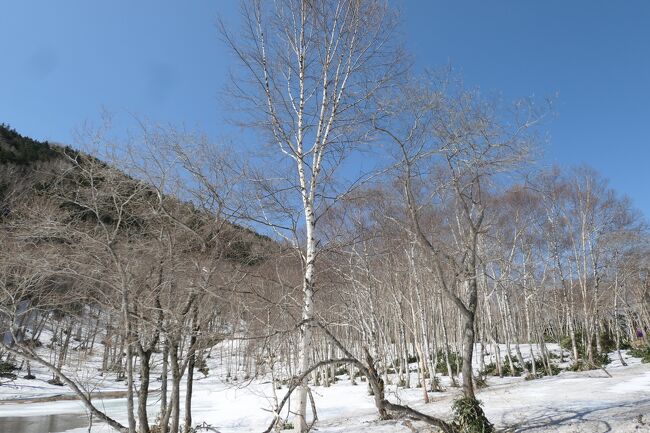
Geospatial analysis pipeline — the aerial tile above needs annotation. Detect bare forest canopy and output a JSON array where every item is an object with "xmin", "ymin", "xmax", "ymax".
[{"xmin": 0, "ymin": 123, "xmax": 271, "ymax": 259}]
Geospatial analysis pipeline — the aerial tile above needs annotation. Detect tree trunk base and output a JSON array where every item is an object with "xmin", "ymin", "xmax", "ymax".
[{"xmin": 451, "ymin": 397, "xmax": 494, "ymax": 433}]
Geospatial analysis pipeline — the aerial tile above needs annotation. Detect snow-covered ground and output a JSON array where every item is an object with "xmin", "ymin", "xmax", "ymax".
[{"xmin": 0, "ymin": 344, "xmax": 649, "ymax": 433}]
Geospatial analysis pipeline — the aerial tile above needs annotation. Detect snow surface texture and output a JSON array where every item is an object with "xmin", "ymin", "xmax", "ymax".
[{"xmin": 0, "ymin": 345, "xmax": 648, "ymax": 433}]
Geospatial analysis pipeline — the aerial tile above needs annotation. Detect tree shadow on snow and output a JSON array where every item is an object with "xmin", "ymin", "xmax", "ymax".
[{"xmin": 501, "ymin": 398, "xmax": 650, "ymax": 432}]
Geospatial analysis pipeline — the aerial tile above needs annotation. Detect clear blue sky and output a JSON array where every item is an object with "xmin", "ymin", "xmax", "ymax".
[{"xmin": 1, "ymin": 1, "xmax": 649, "ymax": 218}]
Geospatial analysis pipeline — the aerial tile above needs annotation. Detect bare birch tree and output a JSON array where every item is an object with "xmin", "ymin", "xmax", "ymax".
[{"xmin": 220, "ymin": 1, "xmax": 402, "ymax": 430}]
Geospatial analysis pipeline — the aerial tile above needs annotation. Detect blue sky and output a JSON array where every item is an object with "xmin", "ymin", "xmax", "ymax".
[{"xmin": 1, "ymin": 1, "xmax": 649, "ymax": 218}]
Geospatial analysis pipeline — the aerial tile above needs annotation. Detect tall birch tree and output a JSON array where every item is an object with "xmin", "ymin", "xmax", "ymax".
[{"xmin": 220, "ymin": 1, "xmax": 401, "ymax": 430}]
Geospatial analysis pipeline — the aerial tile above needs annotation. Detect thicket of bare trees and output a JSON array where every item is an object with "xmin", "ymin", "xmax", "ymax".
[{"xmin": 1, "ymin": 103, "xmax": 649, "ymax": 433}]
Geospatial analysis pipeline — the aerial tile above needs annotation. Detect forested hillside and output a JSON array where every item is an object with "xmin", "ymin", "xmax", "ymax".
[
  {"xmin": 0, "ymin": 124, "xmax": 290, "ymax": 432},
  {"xmin": 0, "ymin": 124, "xmax": 59, "ymax": 165}
]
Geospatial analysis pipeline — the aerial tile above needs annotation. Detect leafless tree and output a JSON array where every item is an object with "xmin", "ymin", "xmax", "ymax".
[
  {"xmin": 218, "ymin": 1, "xmax": 403, "ymax": 430},
  {"xmin": 374, "ymin": 73, "xmax": 542, "ymax": 428}
]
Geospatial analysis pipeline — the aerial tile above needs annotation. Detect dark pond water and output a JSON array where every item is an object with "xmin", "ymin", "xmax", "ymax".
[
  {"xmin": 0, "ymin": 413, "xmax": 91, "ymax": 433},
  {"xmin": 0, "ymin": 396, "xmax": 160, "ymax": 433}
]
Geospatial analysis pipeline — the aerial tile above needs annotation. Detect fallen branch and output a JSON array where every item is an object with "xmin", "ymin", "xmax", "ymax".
[
  {"xmin": 306, "ymin": 387, "xmax": 318, "ymax": 432},
  {"xmin": 262, "ymin": 357, "xmax": 357, "ymax": 433},
  {"xmin": 265, "ymin": 319, "xmax": 456, "ymax": 433}
]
